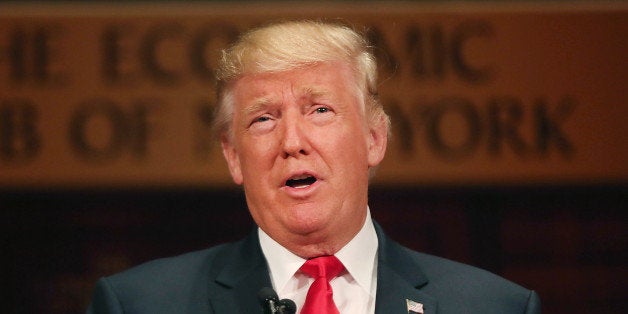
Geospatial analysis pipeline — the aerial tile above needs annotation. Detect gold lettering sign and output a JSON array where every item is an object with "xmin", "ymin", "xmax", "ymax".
[{"xmin": 0, "ymin": 2, "xmax": 626, "ymax": 187}]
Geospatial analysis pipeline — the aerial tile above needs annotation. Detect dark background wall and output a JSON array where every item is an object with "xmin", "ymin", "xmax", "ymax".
[{"xmin": 2, "ymin": 185, "xmax": 626, "ymax": 313}]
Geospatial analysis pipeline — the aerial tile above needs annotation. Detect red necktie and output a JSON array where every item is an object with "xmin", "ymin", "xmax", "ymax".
[{"xmin": 299, "ymin": 255, "xmax": 345, "ymax": 314}]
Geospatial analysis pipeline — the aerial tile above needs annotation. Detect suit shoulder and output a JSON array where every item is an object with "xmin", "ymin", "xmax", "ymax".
[
  {"xmin": 99, "ymin": 241, "xmax": 237, "ymax": 304},
  {"xmin": 376, "ymin": 224, "xmax": 540, "ymax": 313},
  {"xmin": 88, "ymin": 236, "xmax": 260, "ymax": 313},
  {"xmin": 409, "ymin": 247, "xmax": 528, "ymax": 291},
  {"xmin": 111, "ymin": 243, "xmax": 228, "ymax": 283},
  {"xmin": 398, "ymin": 245, "xmax": 538, "ymax": 312}
]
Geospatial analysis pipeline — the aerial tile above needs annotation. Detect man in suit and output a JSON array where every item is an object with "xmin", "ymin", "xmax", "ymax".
[{"xmin": 88, "ymin": 20, "xmax": 541, "ymax": 313}]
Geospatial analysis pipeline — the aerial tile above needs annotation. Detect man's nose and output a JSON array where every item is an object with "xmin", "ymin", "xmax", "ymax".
[{"xmin": 280, "ymin": 114, "xmax": 310, "ymax": 158}]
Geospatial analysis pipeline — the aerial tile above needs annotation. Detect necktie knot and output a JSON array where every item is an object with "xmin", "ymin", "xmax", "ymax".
[
  {"xmin": 300, "ymin": 255, "xmax": 344, "ymax": 280},
  {"xmin": 299, "ymin": 255, "xmax": 344, "ymax": 314}
]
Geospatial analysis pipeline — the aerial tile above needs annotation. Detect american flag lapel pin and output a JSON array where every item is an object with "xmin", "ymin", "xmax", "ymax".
[{"xmin": 406, "ymin": 299, "xmax": 424, "ymax": 314}]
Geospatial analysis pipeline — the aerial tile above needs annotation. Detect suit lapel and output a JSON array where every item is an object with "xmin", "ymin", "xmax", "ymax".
[
  {"xmin": 207, "ymin": 229, "xmax": 273, "ymax": 313},
  {"xmin": 374, "ymin": 223, "xmax": 439, "ymax": 314}
]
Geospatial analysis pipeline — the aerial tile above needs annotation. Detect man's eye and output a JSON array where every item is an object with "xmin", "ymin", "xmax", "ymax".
[
  {"xmin": 255, "ymin": 116, "xmax": 271, "ymax": 123},
  {"xmin": 315, "ymin": 107, "xmax": 329, "ymax": 114}
]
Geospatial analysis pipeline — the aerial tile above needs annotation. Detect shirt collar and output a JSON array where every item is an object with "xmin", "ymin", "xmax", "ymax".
[
  {"xmin": 258, "ymin": 208, "xmax": 378, "ymax": 295},
  {"xmin": 335, "ymin": 209, "xmax": 378, "ymax": 294},
  {"xmin": 259, "ymin": 227, "xmax": 305, "ymax": 293}
]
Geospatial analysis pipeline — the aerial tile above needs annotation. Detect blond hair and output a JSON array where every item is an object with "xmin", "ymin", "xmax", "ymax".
[{"xmin": 214, "ymin": 20, "xmax": 390, "ymax": 140}]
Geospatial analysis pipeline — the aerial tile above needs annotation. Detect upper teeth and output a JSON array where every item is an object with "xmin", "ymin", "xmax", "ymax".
[{"xmin": 291, "ymin": 174, "xmax": 311, "ymax": 180}]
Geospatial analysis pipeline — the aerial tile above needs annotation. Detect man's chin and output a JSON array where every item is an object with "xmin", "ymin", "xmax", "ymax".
[
  {"xmin": 286, "ymin": 220, "xmax": 327, "ymax": 237},
  {"xmin": 280, "ymin": 217, "xmax": 336, "ymax": 241}
]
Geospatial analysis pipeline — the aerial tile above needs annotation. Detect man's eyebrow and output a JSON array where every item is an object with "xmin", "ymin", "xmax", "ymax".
[
  {"xmin": 241, "ymin": 87, "xmax": 333, "ymax": 117},
  {"xmin": 301, "ymin": 86, "xmax": 331, "ymax": 99},
  {"xmin": 242, "ymin": 97, "xmax": 273, "ymax": 117}
]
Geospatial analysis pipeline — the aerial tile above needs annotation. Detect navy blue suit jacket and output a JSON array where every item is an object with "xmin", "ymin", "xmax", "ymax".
[{"xmin": 88, "ymin": 223, "xmax": 540, "ymax": 313}]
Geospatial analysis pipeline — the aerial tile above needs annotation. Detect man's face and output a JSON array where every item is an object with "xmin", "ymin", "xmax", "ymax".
[{"xmin": 221, "ymin": 61, "xmax": 387, "ymax": 257}]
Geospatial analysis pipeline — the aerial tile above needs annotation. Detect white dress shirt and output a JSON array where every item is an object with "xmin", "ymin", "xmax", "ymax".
[{"xmin": 259, "ymin": 209, "xmax": 378, "ymax": 314}]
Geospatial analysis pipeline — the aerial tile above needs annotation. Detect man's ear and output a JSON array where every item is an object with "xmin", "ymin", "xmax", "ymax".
[
  {"xmin": 221, "ymin": 136, "xmax": 243, "ymax": 185},
  {"xmin": 367, "ymin": 116, "xmax": 388, "ymax": 168}
]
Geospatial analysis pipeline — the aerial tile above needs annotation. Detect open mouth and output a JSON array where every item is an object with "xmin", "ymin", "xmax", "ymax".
[{"xmin": 285, "ymin": 174, "xmax": 317, "ymax": 189}]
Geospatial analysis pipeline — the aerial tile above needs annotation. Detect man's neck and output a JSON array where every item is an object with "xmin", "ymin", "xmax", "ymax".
[{"xmin": 259, "ymin": 208, "xmax": 378, "ymax": 295}]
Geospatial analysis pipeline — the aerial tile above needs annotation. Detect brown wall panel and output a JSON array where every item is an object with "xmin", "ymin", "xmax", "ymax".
[{"xmin": 1, "ymin": 2, "xmax": 626, "ymax": 187}]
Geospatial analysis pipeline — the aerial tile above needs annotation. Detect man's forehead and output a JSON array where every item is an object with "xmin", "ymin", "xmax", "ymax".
[
  {"xmin": 237, "ymin": 82, "xmax": 339, "ymax": 113},
  {"xmin": 229, "ymin": 62, "xmax": 360, "ymax": 114}
]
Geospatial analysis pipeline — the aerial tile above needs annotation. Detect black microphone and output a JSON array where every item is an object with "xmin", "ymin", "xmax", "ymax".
[
  {"xmin": 277, "ymin": 298, "xmax": 296, "ymax": 314},
  {"xmin": 257, "ymin": 287, "xmax": 280, "ymax": 314},
  {"xmin": 257, "ymin": 287, "xmax": 297, "ymax": 314}
]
